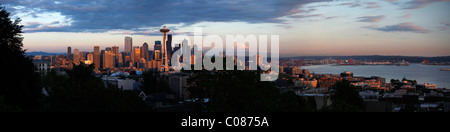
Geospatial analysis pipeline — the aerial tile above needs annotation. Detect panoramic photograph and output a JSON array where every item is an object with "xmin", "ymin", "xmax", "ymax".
[{"xmin": 0, "ymin": 0, "xmax": 449, "ymax": 129}]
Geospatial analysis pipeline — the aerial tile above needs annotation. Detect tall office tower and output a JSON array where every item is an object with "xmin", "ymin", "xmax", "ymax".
[
  {"xmin": 105, "ymin": 47, "xmax": 112, "ymax": 51},
  {"xmin": 67, "ymin": 46, "xmax": 72, "ymax": 59},
  {"xmin": 192, "ymin": 44, "xmax": 198, "ymax": 55},
  {"xmin": 167, "ymin": 34, "xmax": 173, "ymax": 63},
  {"xmin": 141, "ymin": 42, "xmax": 149, "ymax": 61},
  {"xmin": 154, "ymin": 50, "xmax": 161, "ymax": 61},
  {"xmin": 117, "ymin": 52, "xmax": 123, "ymax": 67},
  {"xmin": 173, "ymin": 44, "xmax": 181, "ymax": 53},
  {"xmin": 94, "ymin": 46, "xmax": 101, "ymax": 68},
  {"xmin": 125, "ymin": 37, "xmax": 133, "ymax": 54},
  {"xmin": 160, "ymin": 26, "xmax": 170, "ymax": 71},
  {"xmin": 112, "ymin": 46, "xmax": 120, "ymax": 67},
  {"xmin": 87, "ymin": 53, "xmax": 94, "ymax": 62},
  {"xmin": 133, "ymin": 46, "xmax": 141, "ymax": 62},
  {"xmin": 148, "ymin": 50, "xmax": 154, "ymax": 61},
  {"xmin": 103, "ymin": 51, "xmax": 114, "ymax": 69},
  {"xmin": 73, "ymin": 49, "xmax": 80, "ymax": 64},
  {"xmin": 86, "ymin": 53, "xmax": 94, "ymax": 65},
  {"xmin": 112, "ymin": 46, "xmax": 119, "ymax": 55},
  {"xmin": 154, "ymin": 41, "xmax": 162, "ymax": 52}
]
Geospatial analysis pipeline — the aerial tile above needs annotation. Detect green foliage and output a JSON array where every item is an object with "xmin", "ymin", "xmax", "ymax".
[
  {"xmin": 184, "ymin": 70, "xmax": 314, "ymax": 112},
  {"xmin": 279, "ymin": 91, "xmax": 315, "ymax": 112},
  {"xmin": 0, "ymin": 96, "xmax": 22, "ymax": 112},
  {"xmin": 399, "ymin": 104, "xmax": 416, "ymax": 112},
  {"xmin": 329, "ymin": 80, "xmax": 365, "ymax": 112},
  {"xmin": 0, "ymin": 6, "xmax": 41, "ymax": 111},
  {"xmin": 42, "ymin": 64, "xmax": 150, "ymax": 112},
  {"xmin": 140, "ymin": 70, "xmax": 172, "ymax": 94}
]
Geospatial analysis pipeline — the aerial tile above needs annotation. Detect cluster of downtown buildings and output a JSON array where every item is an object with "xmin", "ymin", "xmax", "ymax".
[
  {"xmin": 32, "ymin": 34, "xmax": 197, "ymax": 109},
  {"xmin": 44, "ymin": 35, "xmax": 175, "ymax": 71}
]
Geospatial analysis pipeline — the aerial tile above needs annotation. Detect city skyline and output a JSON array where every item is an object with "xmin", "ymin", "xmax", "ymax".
[{"xmin": 1, "ymin": 0, "xmax": 450, "ymax": 57}]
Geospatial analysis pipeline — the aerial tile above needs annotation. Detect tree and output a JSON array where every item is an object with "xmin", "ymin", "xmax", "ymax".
[
  {"xmin": 0, "ymin": 6, "xmax": 42, "ymax": 111},
  {"xmin": 184, "ymin": 69, "xmax": 315, "ymax": 112},
  {"xmin": 42, "ymin": 63, "xmax": 150, "ymax": 112},
  {"xmin": 329, "ymin": 80, "xmax": 365, "ymax": 112},
  {"xmin": 140, "ymin": 70, "xmax": 172, "ymax": 94}
]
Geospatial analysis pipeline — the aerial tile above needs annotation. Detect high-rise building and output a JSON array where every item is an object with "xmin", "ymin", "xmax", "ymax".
[
  {"xmin": 67, "ymin": 46, "xmax": 72, "ymax": 59},
  {"xmin": 103, "ymin": 51, "xmax": 114, "ymax": 69},
  {"xmin": 86, "ymin": 53, "xmax": 94, "ymax": 65},
  {"xmin": 105, "ymin": 47, "xmax": 112, "ymax": 51},
  {"xmin": 133, "ymin": 46, "xmax": 141, "ymax": 62},
  {"xmin": 87, "ymin": 53, "xmax": 94, "ymax": 62},
  {"xmin": 112, "ymin": 46, "xmax": 119, "ymax": 55},
  {"xmin": 94, "ymin": 46, "xmax": 101, "ymax": 68},
  {"xmin": 154, "ymin": 50, "xmax": 161, "ymax": 61},
  {"xmin": 173, "ymin": 44, "xmax": 181, "ymax": 53},
  {"xmin": 125, "ymin": 37, "xmax": 133, "ymax": 54},
  {"xmin": 111, "ymin": 46, "xmax": 120, "ymax": 67},
  {"xmin": 154, "ymin": 41, "xmax": 162, "ymax": 52},
  {"xmin": 73, "ymin": 49, "xmax": 80, "ymax": 64},
  {"xmin": 167, "ymin": 34, "xmax": 173, "ymax": 63},
  {"xmin": 141, "ymin": 42, "xmax": 149, "ymax": 61},
  {"xmin": 117, "ymin": 52, "xmax": 123, "ymax": 67}
]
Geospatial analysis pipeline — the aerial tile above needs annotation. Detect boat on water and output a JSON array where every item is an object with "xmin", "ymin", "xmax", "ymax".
[
  {"xmin": 441, "ymin": 69, "xmax": 450, "ymax": 71},
  {"xmin": 396, "ymin": 60, "xmax": 410, "ymax": 66}
]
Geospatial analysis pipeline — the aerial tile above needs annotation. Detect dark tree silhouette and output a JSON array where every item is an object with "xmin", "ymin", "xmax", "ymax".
[
  {"xmin": 43, "ymin": 63, "xmax": 150, "ymax": 112},
  {"xmin": 140, "ymin": 70, "xmax": 172, "ymax": 94},
  {"xmin": 329, "ymin": 80, "xmax": 365, "ymax": 112},
  {"xmin": 184, "ymin": 69, "xmax": 314, "ymax": 112},
  {"xmin": 0, "ymin": 6, "xmax": 41, "ymax": 112}
]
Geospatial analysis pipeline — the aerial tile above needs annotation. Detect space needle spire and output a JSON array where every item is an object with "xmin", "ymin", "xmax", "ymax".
[{"xmin": 160, "ymin": 26, "xmax": 170, "ymax": 71}]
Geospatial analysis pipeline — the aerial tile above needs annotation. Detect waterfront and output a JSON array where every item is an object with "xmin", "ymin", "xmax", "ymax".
[{"xmin": 300, "ymin": 64, "xmax": 450, "ymax": 88}]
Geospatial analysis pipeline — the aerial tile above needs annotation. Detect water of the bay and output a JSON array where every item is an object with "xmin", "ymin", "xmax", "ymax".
[{"xmin": 300, "ymin": 64, "xmax": 450, "ymax": 88}]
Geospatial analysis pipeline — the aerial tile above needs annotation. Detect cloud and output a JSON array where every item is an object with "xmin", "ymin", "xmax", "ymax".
[
  {"xmin": 370, "ymin": 22, "xmax": 430, "ymax": 33},
  {"xmin": 357, "ymin": 15, "xmax": 386, "ymax": 22},
  {"xmin": 339, "ymin": 2, "xmax": 362, "ymax": 7},
  {"xmin": 289, "ymin": 14, "xmax": 323, "ymax": 19},
  {"xmin": 440, "ymin": 22, "xmax": 450, "ymax": 30},
  {"xmin": 402, "ymin": 0, "xmax": 450, "ymax": 9},
  {"xmin": 365, "ymin": 2, "xmax": 380, "ymax": 8},
  {"xmin": 325, "ymin": 16, "xmax": 339, "ymax": 19},
  {"xmin": 399, "ymin": 12, "xmax": 411, "ymax": 18},
  {"xmin": 2, "ymin": 0, "xmax": 330, "ymax": 33}
]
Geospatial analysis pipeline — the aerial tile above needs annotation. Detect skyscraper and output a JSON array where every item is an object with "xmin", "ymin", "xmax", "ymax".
[
  {"xmin": 154, "ymin": 41, "xmax": 162, "ymax": 60},
  {"xmin": 73, "ymin": 49, "xmax": 80, "ymax": 64},
  {"xmin": 67, "ymin": 46, "xmax": 72, "ymax": 59},
  {"xmin": 112, "ymin": 46, "xmax": 120, "ymax": 67},
  {"xmin": 86, "ymin": 53, "xmax": 94, "ymax": 65},
  {"xmin": 141, "ymin": 42, "xmax": 149, "ymax": 61},
  {"xmin": 103, "ymin": 51, "xmax": 114, "ymax": 69},
  {"xmin": 167, "ymin": 34, "xmax": 173, "ymax": 63},
  {"xmin": 133, "ymin": 46, "xmax": 141, "ymax": 62},
  {"xmin": 112, "ymin": 46, "xmax": 119, "ymax": 55},
  {"xmin": 154, "ymin": 41, "xmax": 162, "ymax": 52},
  {"xmin": 154, "ymin": 50, "xmax": 161, "ymax": 61},
  {"xmin": 94, "ymin": 46, "xmax": 101, "ymax": 68},
  {"xmin": 125, "ymin": 37, "xmax": 133, "ymax": 54}
]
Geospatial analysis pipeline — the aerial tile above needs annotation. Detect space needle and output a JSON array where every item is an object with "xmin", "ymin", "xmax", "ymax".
[{"xmin": 160, "ymin": 26, "xmax": 170, "ymax": 71}]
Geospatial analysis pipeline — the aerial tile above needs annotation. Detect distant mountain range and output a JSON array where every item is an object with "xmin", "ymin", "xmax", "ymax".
[
  {"xmin": 25, "ymin": 51, "xmax": 66, "ymax": 56},
  {"xmin": 286, "ymin": 55, "xmax": 450, "ymax": 63}
]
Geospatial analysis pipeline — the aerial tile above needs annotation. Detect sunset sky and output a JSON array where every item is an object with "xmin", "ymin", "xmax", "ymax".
[{"xmin": 2, "ymin": 0, "xmax": 450, "ymax": 57}]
